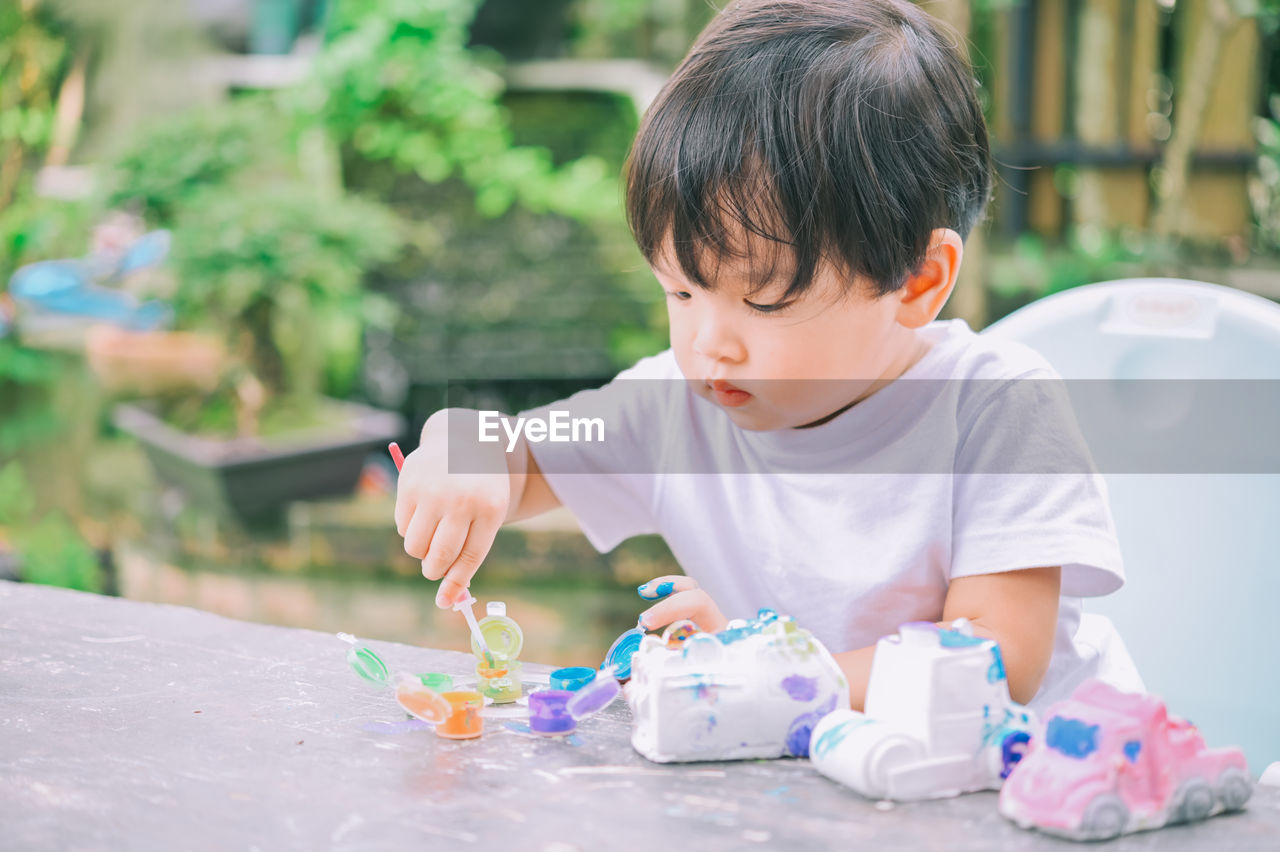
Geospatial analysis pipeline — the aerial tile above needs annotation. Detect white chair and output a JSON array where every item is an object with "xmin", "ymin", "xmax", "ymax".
[{"xmin": 983, "ymin": 278, "xmax": 1280, "ymax": 775}]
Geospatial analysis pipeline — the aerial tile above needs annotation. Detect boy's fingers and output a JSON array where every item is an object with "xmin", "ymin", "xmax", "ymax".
[
  {"xmin": 639, "ymin": 588, "xmax": 719, "ymax": 632},
  {"xmin": 436, "ymin": 513, "xmax": 502, "ymax": 608},
  {"xmin": 436, "ymin": 575, "xmax": 469, "ymax": 610},
  {"xmin": 401, "ymin": 508, "xmax": 439, "ymax": 561},
  {"xmin": 637, "ymin": 575, "xmax": 696, "ymax": 600},
  {"xmin": 393, "ymin": 482, "xmax": 417, "ymax": 536},
  {"xmin": 421, "ymin": 513, "xmax": 468, "ymax": 582},
  {"xmin": 393, "ymin": 500, "xmax": 410, "ymax": 538},
  {"xmin": 393, "ymin": 450, "xmax": 424, "ymax": 534}
]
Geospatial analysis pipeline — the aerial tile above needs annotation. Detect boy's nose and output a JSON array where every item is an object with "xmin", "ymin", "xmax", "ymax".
[{"xmin": 692, "ymin": 319, "xmax": 746, "ymax": 364}]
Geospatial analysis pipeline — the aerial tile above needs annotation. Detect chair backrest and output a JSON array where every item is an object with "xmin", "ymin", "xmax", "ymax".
[{"xmin": 983, "ymin": 278, "xmax": 1280, "ymax": 773}]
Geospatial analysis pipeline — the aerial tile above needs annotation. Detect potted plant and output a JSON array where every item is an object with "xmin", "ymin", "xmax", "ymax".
[
  {"xmin": 105, "ymin": 0, "xmax": 635, "ymax": 525},
  {"xmin": 105, "ymin": 102, "xmax": 405, "ymax": 525}
]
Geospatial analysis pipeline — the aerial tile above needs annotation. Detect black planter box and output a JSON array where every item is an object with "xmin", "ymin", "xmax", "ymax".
[{"xmin": 114, "ymin": 399, "xmax": 405, "ymax": 526}]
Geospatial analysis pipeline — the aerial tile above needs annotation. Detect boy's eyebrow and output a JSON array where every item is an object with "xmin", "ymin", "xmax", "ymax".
[
  {"xmin": 747, "ymin": 265, "xmax": 792, "ymax": 288},
  {"xmin": 649, "ymin": 256, "xmax": 681, "ymax": 281},
  {"xmin": 650, "ymin": 236, "xmax": 801, "ymax": 291},
  {"xmin": 744, "ymin": 253, "xmax": 799, "ymax": 291}
]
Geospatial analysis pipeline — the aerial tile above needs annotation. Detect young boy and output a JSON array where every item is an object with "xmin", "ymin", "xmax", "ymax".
[{"xmin": 394, "ymin": 0, "xmax": 1140, "ymax": 712}]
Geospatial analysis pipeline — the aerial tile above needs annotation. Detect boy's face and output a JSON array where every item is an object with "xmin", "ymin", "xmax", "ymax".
[{"xmin": 652, "ymin": 244, "xmax": 926, "ymax": 431}]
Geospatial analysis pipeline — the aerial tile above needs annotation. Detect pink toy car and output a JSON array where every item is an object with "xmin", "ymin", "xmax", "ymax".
[{"xmin": 999, "ymin": 679, "xmax": 1252, "ymax": 841}]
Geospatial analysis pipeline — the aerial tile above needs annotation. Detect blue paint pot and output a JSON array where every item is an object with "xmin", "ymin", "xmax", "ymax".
[
  {"xmin": 549, "ymin": 666, "xmax": 597, "ymax": 691},
  {"xmin": 603, "ymin": 627, "xmax": 645, "ymax": 681}
]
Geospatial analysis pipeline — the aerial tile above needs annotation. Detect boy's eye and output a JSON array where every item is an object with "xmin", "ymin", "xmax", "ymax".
[
  {"xmin": 744, "ymin": 298, "xmax": 794, "ymax": 315},
  {"xmin": 666, "ymin": 290, "xmax": 693, "ymax": 301}
]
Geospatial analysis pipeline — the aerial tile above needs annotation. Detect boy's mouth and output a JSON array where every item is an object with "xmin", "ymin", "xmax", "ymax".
[{"xmin": 708, "ymin": 379, "xmax": 753, "ymax": 407}]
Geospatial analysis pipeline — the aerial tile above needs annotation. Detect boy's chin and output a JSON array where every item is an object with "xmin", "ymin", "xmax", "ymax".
[
  {"xmin": 717, "ymin": 403, "xmax": 794, "ymax": 432},
  {"xmin": 721, "ymin": 399, "xmax": 859, "ymax": 432}
]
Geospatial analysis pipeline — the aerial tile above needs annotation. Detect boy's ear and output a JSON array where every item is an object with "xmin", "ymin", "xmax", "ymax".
[{"xmin": 894, "ymin": 228, "xmax": 963, "ymax": 329}]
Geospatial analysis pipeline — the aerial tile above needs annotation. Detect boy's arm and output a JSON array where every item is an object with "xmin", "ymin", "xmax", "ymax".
[
  {"xmin": 939, "ymin": 566, "xmax": 1061, "ymax": 705},
  {"xmin": 833, "ymin": 566, "xmax": 1061, "ymax": 710},
  {"xmin": 503, "ymin": 431, "xmax": 562, "ymax": 522},
  {"xmin": 418, "ymin": 408, "xmax": 561, "ymax": 525}
]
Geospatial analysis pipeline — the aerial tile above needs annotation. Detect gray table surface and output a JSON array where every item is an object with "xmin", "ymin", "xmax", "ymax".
[{"xmin": 2, "ymin": 581, "xmax": 1277, "ymax": 851}]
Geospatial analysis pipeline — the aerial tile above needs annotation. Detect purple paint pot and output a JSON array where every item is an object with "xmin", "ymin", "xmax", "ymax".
[
  {"xmin": 529, "ymin": 689, "xmax": 577, "ymax": 736},
  {"xmin": 567, "ymin": 670, "xmax": 621, "ymax": 718},
  {"xmin": 528, "ymin": 673, "xmax": 622, "ymax": 738}
]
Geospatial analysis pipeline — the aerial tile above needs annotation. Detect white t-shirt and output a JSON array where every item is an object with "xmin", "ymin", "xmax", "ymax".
[{"xmin": 523, "ymin": 319, "xmax": 1143, "ymax": 711}]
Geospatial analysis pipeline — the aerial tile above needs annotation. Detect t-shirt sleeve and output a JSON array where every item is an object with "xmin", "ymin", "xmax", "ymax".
[
  {"xmin": 519, "ymin": 352, "xmax": 677, "ymax": 553},
  {"xmin": 950, "ymin": 372, "xmax": 1125, "ymax": 597}
]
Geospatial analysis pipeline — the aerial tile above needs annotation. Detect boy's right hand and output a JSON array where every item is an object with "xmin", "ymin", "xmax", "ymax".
[{"xmin": 394, "ymin": 411, "xmax": 512, "ymax": 609}]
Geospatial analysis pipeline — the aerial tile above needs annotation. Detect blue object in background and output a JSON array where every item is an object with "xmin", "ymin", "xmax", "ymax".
[
  {"xmin": 7, "ymin": 229, "xmax": 175, "ymax": 335},
  {"xmin": 250, "ymin": 0, "xmax": 302, "ymax": 54},
  {"xmin": 114, "ymin": 230, "xmax": 171, "ymax": 278},
  {"xmin": 9, "ymin": 260, "xmax": 86, "ymax": 298},
  {"xmin": 9, "ymin": 259, "xmax": 172, "ymax": 332}
]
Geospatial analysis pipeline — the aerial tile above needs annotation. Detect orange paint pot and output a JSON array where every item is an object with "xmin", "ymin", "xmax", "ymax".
[
  {"xmin": 394, "ymin": 678, "xmax": 450, "ymax": 725},
  {"xmin": 435, "ymin": 690, "xmax": 484, "ymax": 740}
]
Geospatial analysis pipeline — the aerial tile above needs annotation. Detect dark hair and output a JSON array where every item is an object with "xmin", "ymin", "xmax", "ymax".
[{"xmin": 625, "ymin": 0, "xmax": 992, "ymax": 299}]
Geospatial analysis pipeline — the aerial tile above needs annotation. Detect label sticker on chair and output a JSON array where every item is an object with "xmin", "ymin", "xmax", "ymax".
[{"xmin": 1100, "ymin": 291, "xmax": 1217, "ymax": 339}]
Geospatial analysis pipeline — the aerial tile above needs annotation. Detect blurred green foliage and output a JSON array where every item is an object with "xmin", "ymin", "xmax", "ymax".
[
  {"xmin": 295, "ymin": 0, "xmax": 668, "ymax": 395},
  {"xmin": 0, "ymin": 338, "xmax": 61, "ymax": 456},
  {"xmin": 0, "ymin": 331, "xmax": 108, "ymax": 589},
  {"xmin": 96, "ymin": 0, "xmax": 657, "ymax": 434},
  {"xmin": 572, "ymin": 0, "xmax": 650, "ymax": 43},
  {"xmin": 504, "ymin": 90, "xmax": 637, "ymax": 168},
  {"xmin": 295, "ymin": 0, "xmax": 618, "ymax": 221},
  {"xmin": 0, "ymin": 0, "xmax": 90, "ymax": 284},
  {"xmin": 0, "ymin": 2, "xmax": 102, "ymax": 591},
  {"xmin": 986, "ymin": 229, "xmax": 1150, "ymax": 321},
  {"xmin": 169, "ymin": 183, "xmax": 402, "ymax": 408},
  {"xmin": 1251, "ymin": 94, "xmax": 1280, "ymax": 252},
  {"xmin": 104, "ymin": 96, "xmax": 403, "ymax": 435},
  {"xmin": 358, "ymin": 167, "xmax": 661, "ymax": 385},
  {"xmin": 0, "ymin": 190, "xmax": 94, "ymax": 283},
  {"xmin": 0, "ymin": 1, "xmax": 69, "ymax": 209},
  {"xmin": 0, "ymin": 461, "xmax": 101, "ymax": 593},
  {"xmin": 106, "ymin": 105, "xmax": 259, "ymax": 224}
]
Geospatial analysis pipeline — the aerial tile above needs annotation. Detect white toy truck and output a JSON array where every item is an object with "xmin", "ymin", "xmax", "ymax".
[
  {"xmin": 809, "ymin": 620, "xmax": 1035, "ymax": 801},
  {"xmin": 626, "ymin": 610, "xmax": 850, "ymax": 763}
]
